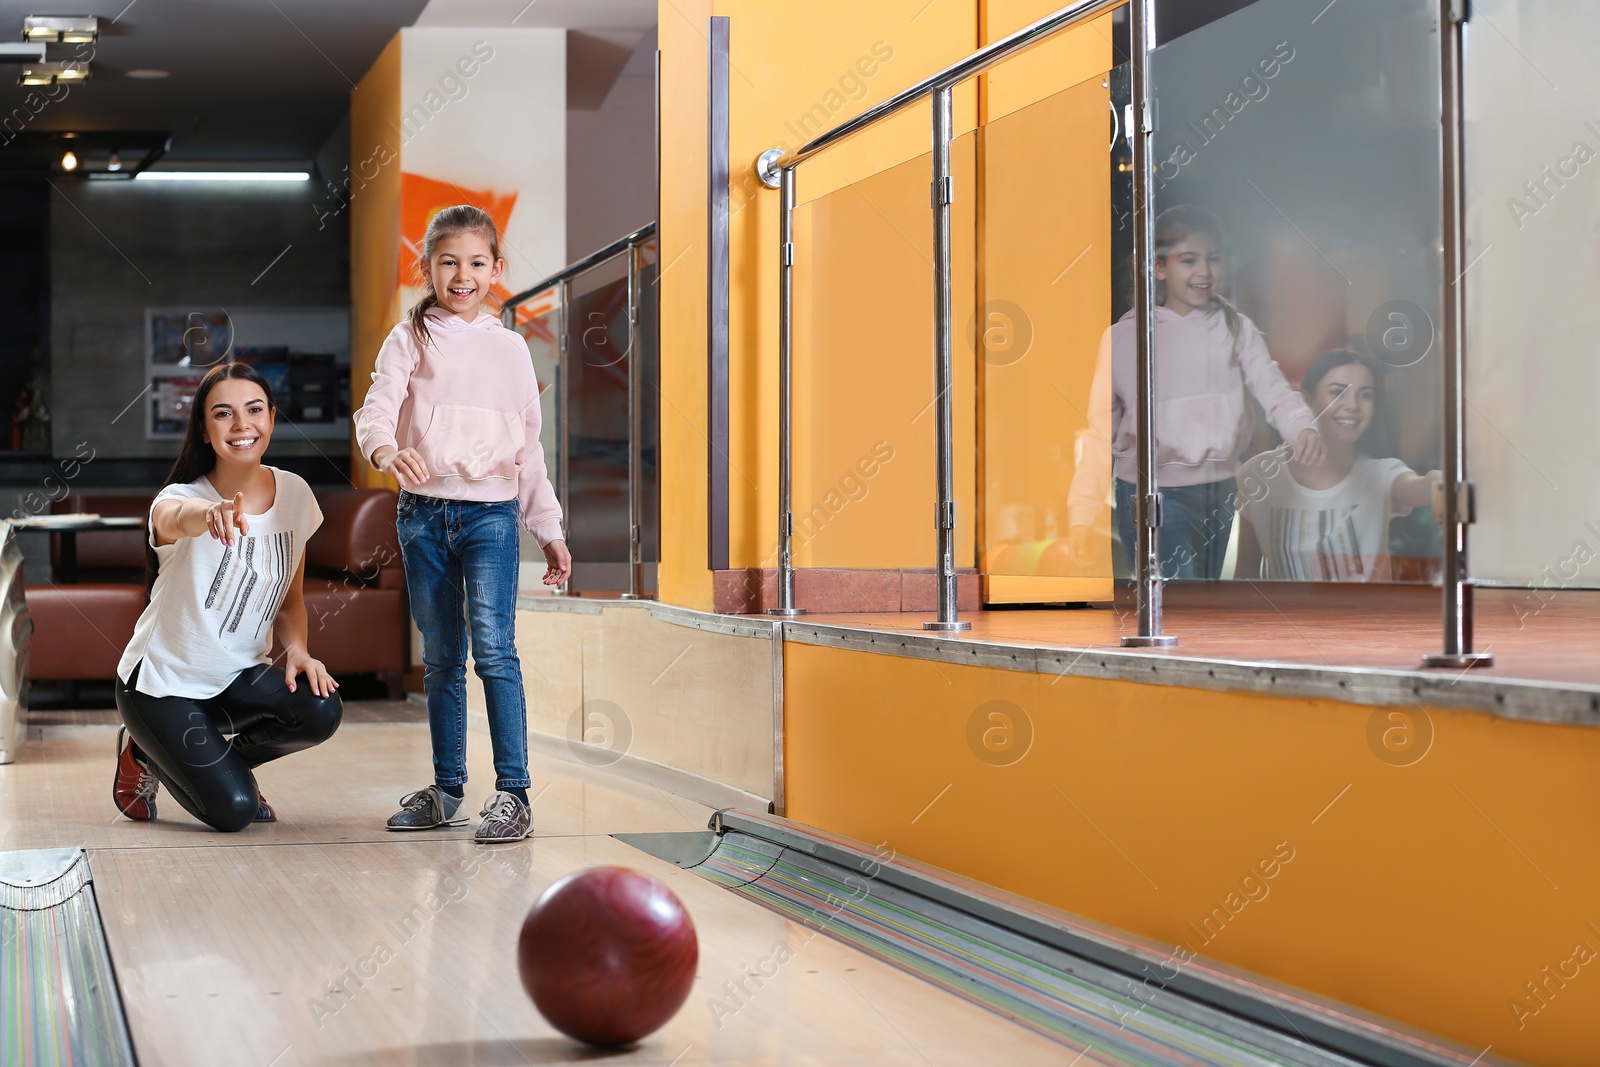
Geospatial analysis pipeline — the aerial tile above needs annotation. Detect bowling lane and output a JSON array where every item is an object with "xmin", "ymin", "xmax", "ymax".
[
  {"xmin": 0, "ymin": 723, "xmax": 712, "ymax": 854},
  {"xmin": 92, "ymin": 833, "xmax": 1089, "ymax": 1066}
]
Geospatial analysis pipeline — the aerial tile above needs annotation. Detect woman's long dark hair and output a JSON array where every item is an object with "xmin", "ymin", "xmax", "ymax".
[{"xmin": 144, "ymin": 362, "xmax": 276, "ymax": 593}]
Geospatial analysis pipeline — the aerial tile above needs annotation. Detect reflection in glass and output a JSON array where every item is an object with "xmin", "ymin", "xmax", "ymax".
[{"xmin": 1135, "ymin": 0, "xmax": 1444, "ymax": 582}]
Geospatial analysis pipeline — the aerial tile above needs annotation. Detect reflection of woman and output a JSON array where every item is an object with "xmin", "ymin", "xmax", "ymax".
[{"xmin": 1236, "ymin": 349, "xmax": 1438, "ymax": 581}]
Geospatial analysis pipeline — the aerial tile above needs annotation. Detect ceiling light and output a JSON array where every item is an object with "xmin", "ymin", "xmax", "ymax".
[
  {"xmin": 19, "ymin": 60, "xmax": 89, "ymax": 85},
  {"xmin": 60, "ymin": 149, "xmax": 77, "ymax": 171},
  {"xmin": 23, "ymin": 16, "xmax": 99, "ymax": 44},
  {"xmin": 125, "ymin": 69, "xmax": 169, "ymax": 79},
  {"xmin": 132, "ymin": 171, "xmax": 310, "ymax": 182}
]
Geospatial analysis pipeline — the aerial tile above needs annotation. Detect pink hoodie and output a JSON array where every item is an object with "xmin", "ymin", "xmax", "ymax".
[
  {"xmin": 354, "ymin": 307, "xmax": 564, "ymax": 546},
  {"xmin": 1067, "ymin": 305, "xmax": 1316, "ymax": 529}
]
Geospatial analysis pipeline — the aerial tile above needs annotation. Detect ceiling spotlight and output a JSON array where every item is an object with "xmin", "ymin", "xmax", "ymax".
[
  {"xmin": 23, "ymin": 16, "xmax": 99, "ymax": 44},
  {"xmin": 60, "ymin": 149, "xmax": 77, "ymax": 171},
  {"xmin": 19, "ymin": 60, "xmax": 89, "ymax": 85},
  {"xmin": 108, "ymin": 149, "xmax": 121, "ymax": 172}
]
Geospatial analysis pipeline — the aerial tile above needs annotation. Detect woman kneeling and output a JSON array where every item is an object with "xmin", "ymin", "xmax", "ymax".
[{"xmin": 112, "ymin": 363, "xmax": 342, "ymax": 832}]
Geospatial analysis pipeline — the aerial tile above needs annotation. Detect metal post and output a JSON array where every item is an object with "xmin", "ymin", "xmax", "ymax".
[
  {"xmin": 1122, "ymin": 0, "xmax": 1175, "ymax": 648},
  {"xmin": 555, "ymin": 277, "xmax": 571, "ymax": 596},
  {"xmin": 925, "ymin": 84, "xmax": 969, "ymax": 632},
  {"xmin": 769, "ymin": 165, "xmax": 804, "ymax": 617},
  {"xmin": 1422, "ymin": 0, "xmax": 1490, "ymax": 668},
  {"xmin": 621, "ymin": 240, "xmax": 648, "ymax": 599}
]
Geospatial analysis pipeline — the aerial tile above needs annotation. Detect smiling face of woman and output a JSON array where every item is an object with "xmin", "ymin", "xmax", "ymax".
[
  {"xmin": 203, "ymin": 377, "xmax": 275, "ymax": 467},
  {"xmin": 1308, "ymin": 360, "xmax": 1376, "ymax": 446}
]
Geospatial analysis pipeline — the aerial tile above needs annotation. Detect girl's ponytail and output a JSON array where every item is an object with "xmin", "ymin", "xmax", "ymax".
[{"xmin": 406, "ymin": 204, "xmax": 505, "ymax": 347}]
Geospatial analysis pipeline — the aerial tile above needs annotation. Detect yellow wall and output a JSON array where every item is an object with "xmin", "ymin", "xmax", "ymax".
[
  {"xmin": 657, "ymin": 0, "xmax": 715, "ymax": 609},
  {"xmin": 349, "ymin": 34, "xmax": 403, "ymax": 490},
  {"xmin": 784, "ymin": 641, "xmax": 1600, "ymax": 1065}
]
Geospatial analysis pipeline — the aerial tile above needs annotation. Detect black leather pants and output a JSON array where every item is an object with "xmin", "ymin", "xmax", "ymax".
[{"xmin": 116, "ymin": 661, "xmax": 342, "ymax": 832}]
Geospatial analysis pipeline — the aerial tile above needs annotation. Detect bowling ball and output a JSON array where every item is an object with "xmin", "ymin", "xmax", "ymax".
[{"xmin": 518, "ymin": 866, "xmax": 699, "ymax": 1046}]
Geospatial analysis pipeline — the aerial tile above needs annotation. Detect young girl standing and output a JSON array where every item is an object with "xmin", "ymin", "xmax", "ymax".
[
  {"xmin": 355, "ymin": 204, "xmax": 570, "ymax": 844},
  {"xmin": 1067, "ymin": 204, "xmax": 1324, "ymax": 579},
  {"xmin": 1235, "ymin": 348, "xmax": 1438, "ymax": 581},
  {"xmin": 114, "ymin": 362, "xmax": 342, "ymax": 832}
]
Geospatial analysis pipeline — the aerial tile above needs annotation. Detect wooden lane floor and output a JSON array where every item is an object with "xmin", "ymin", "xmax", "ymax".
[
  {"xmin": 3, "ymin": 724, "xmax": 1083, "ymax": 1065},
  {"xmin": 0, "ymin": 723, "xmax": 712, "ymax": 853}
]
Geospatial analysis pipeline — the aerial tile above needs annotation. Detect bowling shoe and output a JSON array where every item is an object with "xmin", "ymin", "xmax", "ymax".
[
  {"xmin": 386, "ymin": 784, "xmax": 469, "ymax": 831},
  {"xmin": 473, "ymin": 790, "xmax": 532, "ymax": 843},
  {"xmin": 112, "ymin": 726, "xmax": 158, "ymax": 821},
  {"xmin": 254, "ymin": 794, "xmax": 277, "ymax": 823}
]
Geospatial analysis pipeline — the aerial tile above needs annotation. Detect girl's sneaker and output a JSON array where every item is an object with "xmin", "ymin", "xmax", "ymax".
[
  {"xmin": 474, "ymin": 791, "xmax": 532, "ymax": 843},
  {"xmin": 386, "ymin": 785, "xmax": 467, "ymax": 831},
  {"xmin": 112, "ymin": 727, "xmax": 158, "ymax": 821}
]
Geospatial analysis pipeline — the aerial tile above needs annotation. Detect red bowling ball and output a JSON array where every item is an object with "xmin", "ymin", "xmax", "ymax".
[{"xmin": 517, "ymin": 866, "xmax": 699, "ymax": 1046}]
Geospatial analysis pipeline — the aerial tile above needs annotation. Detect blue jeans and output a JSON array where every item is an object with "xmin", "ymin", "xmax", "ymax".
[
  {"xmin": 396, "ymin": 492, "xmax": 529, "ymax": 792},
  {"xmin": 1114, "ymin": 478, "xmax": 1237, "ymax": 580}
]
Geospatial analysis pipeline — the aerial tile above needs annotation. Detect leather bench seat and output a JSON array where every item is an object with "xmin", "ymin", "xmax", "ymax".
[{"xmin": 25, "ymin": 583, "xmax": 146, "ymax": 681}]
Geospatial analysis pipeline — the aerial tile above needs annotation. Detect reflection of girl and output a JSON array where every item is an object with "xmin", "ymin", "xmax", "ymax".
[
  {"xmin": 1235, "ymin": 349, "xmax": 1438, "ymax": 581},
  {"xmin": 1068, "ymin": 205, "xmax": 1322, "ymax": 579}
]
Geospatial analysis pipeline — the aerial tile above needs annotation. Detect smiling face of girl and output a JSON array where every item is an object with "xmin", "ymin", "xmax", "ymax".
[
  {"xmin": 1155, "ymin": 232, "xmax": 1224, "ymax": 316},
  {"xmin": 203, "ymin": 377, "xmax": 275, "ymax": 469},
  {"xmin": 1307, "ymin": 360, "xmax": 1376, "ymax": 446},
  {"xmin": 428, "ymin": 231, "xmax": 505, "ymax": 322}
]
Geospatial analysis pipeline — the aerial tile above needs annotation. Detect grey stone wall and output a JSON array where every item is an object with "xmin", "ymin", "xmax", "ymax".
[{"xmin": 49, "ymin": 179, "xmax": 350, "ymax": 464}]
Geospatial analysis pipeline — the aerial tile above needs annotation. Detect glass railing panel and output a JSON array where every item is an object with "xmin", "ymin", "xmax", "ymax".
[
  {"xmin": 1149, "ymin": 0, "xmax": 1443, "ymax": 585},
  {"xmin": 790, "ymin": 136, "xmax": 978, "ymax": 574},
  {"xmin": 1465, "ymin": 4, "xmax": 1600, "ymax": 588},
  {"xmin": 985, "ymin": 64, "xmax": 1125, "ymax": 598}
]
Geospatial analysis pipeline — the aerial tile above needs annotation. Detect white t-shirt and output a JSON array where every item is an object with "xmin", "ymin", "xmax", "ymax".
[
  {"xmin": 117, "ymin": 467, "xmax": 322, "ymax": 699},
  {"xmin": 1236, "ymin": 451, "xmax": 1414, "ymax": 581}
]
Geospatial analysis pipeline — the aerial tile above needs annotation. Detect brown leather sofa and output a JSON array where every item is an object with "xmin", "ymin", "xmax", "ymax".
[
  {"xmin": 298, "ymin": 489, "xmax": 407, "ymax": 693},
  {"xmin": 26, "ymin": 488, "xmax": 408, "ymax": 692},
  {"xmin": 26, "ymin": 495, "xmax": 148, "ymax": 682}
]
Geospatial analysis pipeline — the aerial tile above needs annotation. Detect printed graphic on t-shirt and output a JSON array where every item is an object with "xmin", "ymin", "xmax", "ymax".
[
  {"xmin": 203, "ymin": 531, "xmax": 296, "ymax": 638},
  {"xmin": 1266, "ymin": 504, "xmax": 1366, "ymax": 581}
]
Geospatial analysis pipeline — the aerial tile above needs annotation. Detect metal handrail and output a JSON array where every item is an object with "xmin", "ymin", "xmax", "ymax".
[
  {"xmin": 502, "ymin": 221, "xmax": 657, "ymax": 313},
  {"xmin": 758, "ymin": 0, "xmax": 1127, "ymax": 631},
  {"xmin": 502, "ymin": 223, "xmax": 658, "ymax": 600}
]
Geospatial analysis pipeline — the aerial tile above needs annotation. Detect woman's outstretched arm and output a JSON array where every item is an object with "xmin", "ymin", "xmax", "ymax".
[
  {"xmin": 1391, "ymin": 468, "xmax": 1441, "ymax": 514},
  {"xmin": 151, "ymin": 493, "xmax": 249, "ymax": 548}
]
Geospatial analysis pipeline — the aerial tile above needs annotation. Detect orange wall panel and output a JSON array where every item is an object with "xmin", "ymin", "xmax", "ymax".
[
  {"xmin": 657, "ymin": 0, "xmax": 715, "ymax": 609},
  {"xmin": 350, "ymin": 33, "xmax": 403, "ymax": 489},
  {"xmin": 784, "ymin": 641, "xmax": 1600, "ymax": 1065}
]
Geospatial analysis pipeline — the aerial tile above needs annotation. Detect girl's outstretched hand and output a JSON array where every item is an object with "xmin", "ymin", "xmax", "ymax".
[
  {"xmin": 285, "ymin": 647, "xmax": 339, "ymax": 698},
  {"xmin": 1291, "ymin": 427, "xmax": 1325, "ymax": 468},
  {"xmin": 542, "ymin": 538, "xmax": 572, "ymax": 586},
  {"xmin": 378, "ymin": 446, "xmax": 431, "ymax": 489}
]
